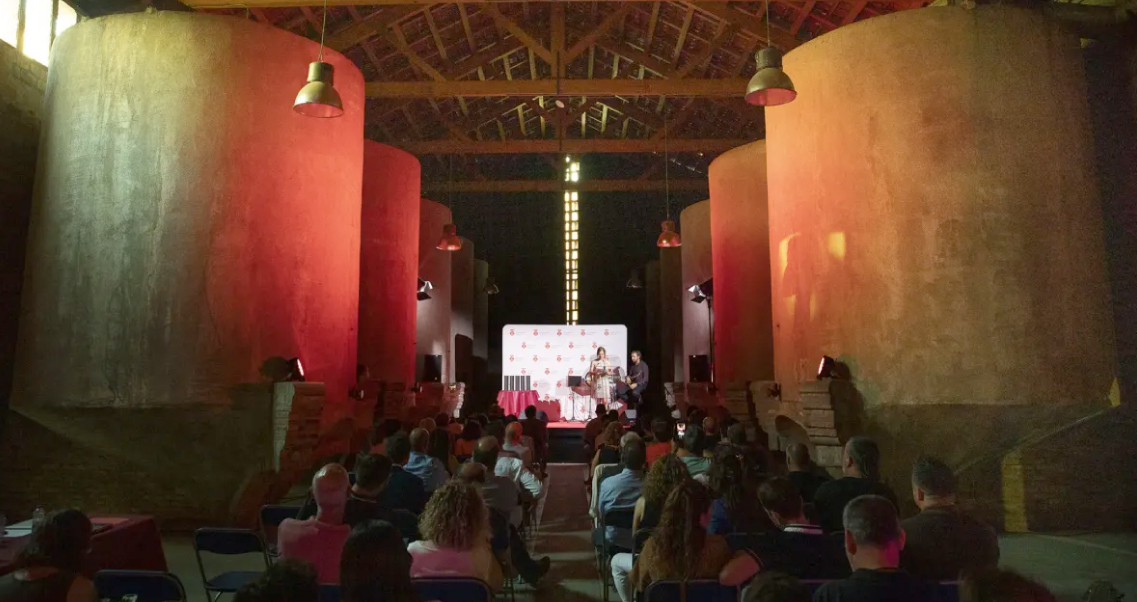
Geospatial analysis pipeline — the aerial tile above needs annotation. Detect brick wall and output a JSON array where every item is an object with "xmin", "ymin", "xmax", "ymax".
[{"xmin": 0, "ymin": 42, "xmax": 45, "ymax": 426}]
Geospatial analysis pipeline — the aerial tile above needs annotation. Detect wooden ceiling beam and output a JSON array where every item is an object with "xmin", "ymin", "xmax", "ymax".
[
  {"xmin": 398, "ymin": 138, "xmax": 749, "ymax": 154},
  {"xmin": 685, "ymin": 2, "xmax": 799, "ymax": 51},
  {"xmin": 790, "ymin": 0, "xmax": 817, "ymax": 34},
  {"xmin": 481, "ymin": 4, "xmax": 555, "ymax": 63},
  {"xmin": 456, "ymin": 3, "xmax": 477, "ymax": 52},
  {"xmin": 325, "ymin": 5, "xmax": 423, "ymax": 51},
  {"xmin": 189, "ymin": 0, "xmax": 914, "ymax": 5},
  {"xmin": 423, "ymin": 179, "xmax": 709, "ymax": 192},
  {"xmin": 564, "ymin": 4, "xmax": 633, "ymax": 63},
  {"xmin": 843, "ymin": 0, "xmax": 869, "ymax": 24},
  {"xmin": 366, "ymin": 78, "xmax": 749, "ymax": 97},
  {"xmin": 391, "ymin": 24, "xmax": 447, "ymax": 81}
]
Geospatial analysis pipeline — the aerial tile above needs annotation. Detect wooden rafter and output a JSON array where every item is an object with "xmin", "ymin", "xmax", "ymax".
[
  {"xmin": 790, "ymin": 0, "xmax": 817, "ymax": 34},
  {"xmin": 481, "ymin": 4, "xmax": 554, "ymax": 63},
  {"xmin": 365, "ymin": 78, "xmax": 750, "ymax": 97},
  {"xmin": 325, "ymin": 5, "xmax": 422, "ymax": 51},
  {"xmin": 186, "ymin": 0, "xmax": 916, "ymax": 6},
  {"xmin": 423, "ymin": 179, "xmax": 708, "ymax": 192},
  {"xmin": 564, "ymin": 4, "xmax": 632, "ymax": 62},
  {"xmin": 843, "ymin": 0, "xmax": 869, "ymax": 24},
  {"xmin": 398, "ymin": 138, "xmax": 749, "ymax": 154}
]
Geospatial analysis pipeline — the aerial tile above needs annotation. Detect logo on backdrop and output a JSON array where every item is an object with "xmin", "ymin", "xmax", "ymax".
[
  {"xmin": 579, "ymin": 354, "xmax": 586, "ymax": 362},
  {"xmin": 556, "ymin": 380, "xmax": 563, "ymax": 388},
  {"xmin": 532, "ymin": 355, "xmax": 538, "ymax": 362},
  {"xmin": 592, "ymin": 342, "xmax": 597, "ymax": 349},
  {"xmin": 521, "ymin": 368, "xmax": 527, "ymax": 375},
  {"xmin": 568, "ymin": 342, "xmax": 574, "ymax": 349},
  {"xmin": 544, "ymin": 368, "xmax": 550, "ymax": 375},
  {"xmin": 533, "ymin": 329, "xmax": 539, "ymax": 336},
  {"xmin": 580, "ymin": 329, "xmax": 586, "ymax": 336},
  {"xmin": 556, "ymin": 355, "xmax": 562, "ymax": 362},
  {"xmin": 557, "ymin": 329, "xmax": 562, "ymax": 336},
  {"xmin": 509, "ymin": 355, "xmax": 515, "ymax": 362},
  {"xmin": 604, "ymin": 329, "xmax": 610, "ymax": 336},
  {"xmin": 522, "ymin": 342, "xmax": 527, "ymax": 349},
  {"xmin": 545, "ymin": 342, "xmax": 550, "ymax": 349},
  {"xmin": 509, "ymin": 329, "xmax": 515, "ymax": 336}
]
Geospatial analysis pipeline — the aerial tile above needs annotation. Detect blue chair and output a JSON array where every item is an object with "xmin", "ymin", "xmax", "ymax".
[
  {"xmin": 259, "ymin": 504, "xmax": 299, "ymax": 559},
  {"xmin": 318, "ymin": 584, "xmax": 341, "ymax": 602},
  {"xmin": 94, "ymin": 570, "xmax": 187, "ymax": 602},
  {"xmin": 643, "ymin": 580, "xmax": 740, "ymax": 602},
  {"xmin": 193, "ymin": 528, "xmax": 269, "ymax": 602},
  {"xmin": 412, "ymin": 577, "xmax": 492, "ymax": 602}
]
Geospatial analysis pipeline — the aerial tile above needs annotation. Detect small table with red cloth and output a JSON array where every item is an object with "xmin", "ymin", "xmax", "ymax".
[
  {"xmin": 496, "ymin": 390, "xmax": 563, "ymax": 422},
  {"xmin": 0, "ymin": 515, "xmax": 168, "ymax": 578}
]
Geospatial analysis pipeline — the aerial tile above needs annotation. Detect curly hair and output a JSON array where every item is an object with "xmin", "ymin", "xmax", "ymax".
[
  {"xmin": 709, "ymin": 447, "xmax": 766, "ymax": 533},
  {"xmin": 651, "ymin": 480, "xmax": 712, "ymax": 580},
  {"xmin": 642, "ymin": 454, "xmax": 690, "ymax": 508},
  {"xmin": 599, "ymin": 421, "xmax": 624, "ymax": 447},
  {"xmin": 17, "ymin": 509, "xmax": 91, "ymax": 572},
  {"xmin": 418, "ymin": 480, "xmax": 487, "ymax": 550}
]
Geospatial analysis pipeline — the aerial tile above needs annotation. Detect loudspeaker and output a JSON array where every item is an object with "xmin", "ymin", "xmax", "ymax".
[
  {"xmin": 688, "ymin": 355, "xmax": 711, "ymax": 383},
  {"xmin": 567, "ymin": 375, "xmax": 583, "ymax": 387},
  {"xmin": 423, "ymin": 355, "xmax": 443, "ymax": 383}
]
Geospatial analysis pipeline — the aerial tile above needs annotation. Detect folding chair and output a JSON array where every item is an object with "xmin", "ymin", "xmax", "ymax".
[
  {"xmin": 412, "ymin": 577, "xmax": 492, "ymax": 602},
  {"xmin": 632, "ymin": 528, "xmax": 653, "ymax": 560},
  {"xmin": 193, "ymin": 528, "xmax": 269, "ymax": 602},
  {"xmin": 318, "ymin": 584, "xmax": 341, "ymax": 602},
  {"xmin": 643, "ymin": 580, "xmax": 740, "ymax": 602},
  {"xmin": 94, "ymin": 570, "xmax": 187, "ymax": 602},
  {"xmin": 595, "ymin": 507, "xmax": 635, "ymax": 602},
  {"xmin": 259, "ymin": 504, "xmax": 299, "ymax": 560}
]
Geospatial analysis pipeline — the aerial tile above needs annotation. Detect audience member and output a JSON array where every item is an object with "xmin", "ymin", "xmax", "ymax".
[
  {"xmin": 519, "ymin": 405, "xmax": 548, "ymax": 467},
  {"xmin": 344, "ymin": 453, "xmax": 394, "ymax": 526},
  {"xmin": 340, "ymin": 521, "xmax": 420, "ymax": 602},
  {"xmin": 590, "ymin": 421, "xmax": 625, "ymax": 474},
  {"xmin": 901, "ymin": 456, "xmax": 998, "ymax": 580},
  {"xmin": 959, "ymin": 568, "xmax": 1058, "ymax": 602},
  {"xmin": 404, "ymin": 428, "xmax": 449, "ymax": 493},
  {"xmin": 484, "ymin": 421, "xmax": 516, "ymax": 460},
  {"xmin": 645, "ymin": 418, "xmax": 673, "ymax": 466},
  {"xmin": 472, "ymin": 437, "xmax": 550, "ymax": 585},
  {"xmin": 812, "ymin": 436, "xmax": 898, "ymax": 533},
  {"xmin": 729, "ymin": 423, "xmax": 772, "ymax": 476},
  {"xmin": 381, "ymin": 433, "xmax": 428, "ymax": 515},
  {"xmin": 418, "ymin": 418, "xmax": 436, "ymax": 433},
  {"xmin": 408, "ymin": 480, "xmax": 504, "ymax": 591},
  {"xmin": 278, "ymin": 464, "xmax": 352, "ymax": 584},
  {"xmin": 503, "ymin": 422, "xmax": 534, "ymax": 467},
  {"xmin": 703, "ymin": 416, "xmax": 720, "ymax": 448},
  {"xmin": 481, "ymin": 424, "xmax": 544, "ymax": 500},
  {"xmin": 457, "ymin": 462, "xmax": 486, "ymax": 484},
  {"xmin": 488, "ymin": 405, "xmax": 504, "ymax": 420},
  {"xmin": 743, "ymin": 572, "xmax": 811, "ymax": 602},
  {"xmin": 598, "ymin": 438, "xmax": 647, "ymax": 551},
  {"xmin": 0, "ymin": 509, "xmax": 96, "ymax": 602},
  {"xmin": 370, "ymin": 419, "xmax": 405, "ymax": 454},
  {"xmin": 583, "ymin": 404, "xmax": 608, "ymax": 452},
  {"xmin": 707, "ymin": 449, "xmax": 770, "ymax": 535},
  {"xmin": 444, "ymin": 414, "xmax": 463, "ymax": 436},
  {"xmin": 812, "ymin": 495, "xmax": 932, "ymax": 602},
  {"xmin": 630, "ymin": 481, "xmax": 750, "ymax": 598},
  {"xmin": 233, "ymin": 559, "xmax": 319, "ymax": 602},
  {"xmin": 676, "ymin": 424, "xmax": 712, "ymax": 477},
  {"xmin": 428, "ymin": 428, "xmax": 458, "ymax": 475},
  {"xmin": 786, "ymin": 443, "xmax": 831, "ymax": 504},
  {"xmin": 455, "ymin": 421, "xmax": 482, "ymax": 457},
  {"xmin": 721, "ymin": 477, "xmax": 848, "ymax": 585},
  {"xmin": 473, "ymin": 413, "xmax": 489, "ymax": 427}
]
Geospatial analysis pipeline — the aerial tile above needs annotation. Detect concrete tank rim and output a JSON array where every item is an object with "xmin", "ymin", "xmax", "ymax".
[
  {"xmin": 708, "ymin": 139, "xmax": 766, "ymax": 173},
  {"xmin": 365, "ymin": 139, "xmax": 422, "ymax": 169}
]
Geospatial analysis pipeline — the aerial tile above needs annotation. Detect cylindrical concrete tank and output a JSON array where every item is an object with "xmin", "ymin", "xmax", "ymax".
[
  {"xmin": 451, "ymin": 238, "xmax": 474, "ymax": 384},
  {"xmin": 681, "ymin": 201, "xmax": 712, "ymax": 381},
  {"xmin": 659, "ymin": 248, "xmax": 684, "ymax": 383},
  {"xmin": 767, "ymin": 7, "xmax": 1115, "ymax": 436},
  {"xmin": 360, "ymin": 141, "xmax": 420, "ymax": 387},
  {"xmin": 13, "ymin": 12, "xmax": 365, "ymax": 410},
  {"xmin": 417, "ymin": 200, "xmax": 453, "ymax": 382},
  {"xmin": 710, "ymin": 141, "xmax": 773, "ymax": 384},
  {"xmin": 473, "ymin": 260, "xmax": 489, "ymax": 362}
]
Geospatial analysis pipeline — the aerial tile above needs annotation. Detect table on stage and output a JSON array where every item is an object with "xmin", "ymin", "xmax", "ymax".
[
  {"xmin": 496, "ymin": 390, "xmax": 563, "ymax": 421},
  {"xmin": 0, "ymin": 515, "xmax": 168, "ymax": 577}
]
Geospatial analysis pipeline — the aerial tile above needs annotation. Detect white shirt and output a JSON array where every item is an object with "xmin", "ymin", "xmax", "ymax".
[
  {"xmin": 502, "ymin": 442, "xmax": 533, "ymax": 468},
  {"xmin": 494, "ymin": 455, "xmax": 543, "ymax": 500}
]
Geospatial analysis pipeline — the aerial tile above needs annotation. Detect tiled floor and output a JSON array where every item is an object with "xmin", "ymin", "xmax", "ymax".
[{"xmin": 160, "ymin": 465, "xmax": 1137, "ymax": 602}]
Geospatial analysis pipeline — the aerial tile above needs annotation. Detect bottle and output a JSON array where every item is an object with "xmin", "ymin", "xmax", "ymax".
[{"xmin": 32, "ymin": 507, "xmax": 45, "ymax": 529}]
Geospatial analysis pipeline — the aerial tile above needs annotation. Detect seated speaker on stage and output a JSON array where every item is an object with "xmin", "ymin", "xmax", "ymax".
[{"xmin": 616, "ymin": 350, "xmax": 649, "ymax": 418}]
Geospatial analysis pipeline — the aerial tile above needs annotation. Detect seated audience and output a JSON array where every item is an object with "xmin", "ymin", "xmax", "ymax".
[
  {"xmin": 455, "ymin": 420, "xmax": 482, "ymax": 457},
  {"xmin": 404, "ymin": 428, "xmax": 449, "ymax": 493},
  {"xmin": 503, "ymin": 422, "xmax": 534, "ymax": 467},
  {"xmin": 481, "ymin": 425, "xmax": 544, "ymax": 501},
  {"xmin": 519, "ymin": 405, "xmax": 548, "ymax": 467},
  {"xmin": 721, "ymin": 477, "xmax": 848, "ymax": 585},
  {"xmin": 812, "ymin": 436, "xmax": 898, "ymax": 533},
  {"xmin": 901, "ymin": 455, "xmax": 999, "ymax": 580},
  {"xmin": 339, "ymin": 521, "xmax": 419, "ymax": 602},
  {"xmin": 743, "ymin": 572, "xmax": 811, "ymax": 602},
  {"xmin": 598, "ymin": 438, "xmax": 647, "ymax": 551},
  {"xmin": 0, "ymin": 509, "xmax": 96, "ymax": 602},
  {"xmin": 812, "ymin": 494, "xmax": 932, "ymax": 602},
  {"xmin": 676, "ymin": 425, "xmax": 713, "ymax": 477},
  {"xmin": 428, "ymin": 428, "xmax": 458, "ymax": 475},
  {"xmin": 583, "ymin": 404, "xmax": 608, "ymax": 452},
  {"xmin": 707, "ymin": 449, "xmax": 771, "ymax": 535},
  {"xmin": 785, "ymin": 443, "xmax": 831, "ymax": 504},
  {"xmin": 645, "ymin": 418, "xmax": 673, "ymax": 466},
  {"xmin": 278, "ymin": 464, "xmax": 352, "ymax": 584},
  {"xmin": 407, "ymin": 480, "xmax": 504, "ymax": 591},
  {"xmin": 631, "ymin": 481, "xmax": 751, "ymax": 597},
  {"xmin": 484, "ymin": 421, "xmax": 516, "ymax": 459},
  {"xmin": 370, "ymin": 419, "xmax": 405, "ymax": 454},
  {"xmin": 381, "ymin": 433, "xmax": 428, "ymax": 515},
  {"xmin": 344, "ymin": 453, "xmax": 394, "ymax": 526},
  {"xmin": 234, "ymin": 559, "xmax": 319, "ymax": 602},
  {"xmin": 457, "ymin": 462, "xmax": 486, "ymax": 484},
  {"xmin": 728, "ymin": 423, "xmax": 772, "ymax": 477},
  {"xmin": 472, "ymin": 437, "xmax": 550, "ymax": 585},
  {"xmin": 959, "ymin": 568, "xmax": 1058, "ymax": 602},
  {"xmin": 418, "ymin": 418, "xmax": 436, "ymax": 433},
  {"xmin": 591, "ymin": 421, "xmax": 625, "ymax": 474},
  {"xmin": 703, "ymin": 416, "xmax": 720, "ymax": 448},
  {"xmin": 442, "ymin": 414, "xmax": 463, "ymax": 437}
]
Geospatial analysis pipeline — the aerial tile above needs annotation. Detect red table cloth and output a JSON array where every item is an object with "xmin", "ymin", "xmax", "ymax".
[
  {"xmin": 0, "ymin": 515, "xmax": 168, "ymax": 577},
  {"xmin": 497, "ymin": 390, "xmax": 540, "ymax": 416}
]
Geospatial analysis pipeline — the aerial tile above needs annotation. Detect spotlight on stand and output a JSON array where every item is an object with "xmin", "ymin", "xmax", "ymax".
[
  {"xmin": 626, "ymin": 270, "xmax": 644, "ymax": 289},
  {"xmin": 286, "ymin": 357, "xmax": 305, "ymax": 382},
  {"xmin": 687, "ymin": 278, "xmax": 713, "ymax": 303},
  {"xmin": 483, "ymin": 277, "xmax": 500, "ymax": 295},
  {"xmin": 817, "ymin": 355, "xmax": 836, "ymax": 380},
  {"xmin": 417, "ymin": 278, "xmax": 433, "ymax": 301}
]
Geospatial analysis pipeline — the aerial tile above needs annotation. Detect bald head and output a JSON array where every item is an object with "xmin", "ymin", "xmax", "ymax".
[
  {"xmin": 473, "ymin": 436, "xmax": 500, "ymax": 470},
  {"xmin": 419, "ymin": 418, "xmax": 437, "ymax": 432},
  {"xmin": 409, "ymin": 428, "xmax": 430, "ymax": 453},
  {"xmin": 458, "ymin": 462, "xmax": 486, "ymax": 484},
  {"xmin": 702, "ymin": 416, "xmax": 718, "ymax": 435},
  {"xmin": 787, "ymin": 442, "xmax": 812, "ymax": 471},
  {"xmin": 505, "ymin": 422, "xmax": 523, "ymax": 444},
  {"xmin": 312, "ymin": 463, "xmax": 350, "ymax": 522}
]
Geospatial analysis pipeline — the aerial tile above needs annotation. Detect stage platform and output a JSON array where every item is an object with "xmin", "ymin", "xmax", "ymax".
[{"xmin": 547, "ymin": 423, "xmax": 590, "ymax": 463}]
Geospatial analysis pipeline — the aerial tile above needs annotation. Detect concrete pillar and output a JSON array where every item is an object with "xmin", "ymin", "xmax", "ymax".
[
  {"xmin": 709, "ymin": 141, "xmax": 773, "ymax": 384},
  {"xmin": 473, "ymin": 260, "xmax": 489, "ymax": 362},
  {"xmin": 360, "ymin": 141, "xmax": 420, "ymax": 387},
  {"xmin": 659, "ymin": 248, "xmax": 684, "ymax": 383},
  {"xmin": 4, "ymin": 11, "xmax": 364, "ymax": 520},
  {"xmin": 681, "ymin": 201, "xmax": 712, "ymax": 381},
  {"xmin": 417, "ymin": 199, "xmax": 453, "ymax": 382},
  {"xmin": 451, "ymin": 238, "xmax": 474, "ymax": 385}
]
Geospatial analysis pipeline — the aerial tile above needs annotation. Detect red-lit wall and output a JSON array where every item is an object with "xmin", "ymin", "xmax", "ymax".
[
  {"xmin": 360, "ymin": 141, "xmax": 420, "ymax": 386},
  {"xmin": 451, "ymin": 238, "xmax": 475, "ymax": 384},
  {"xmin": 709, "ymin": 141, "xmax": 774, "ymax": 383},
  {"xmin": 680, "ymin": 201, "xmax": 712, "ymax": 381},
  {"xmin": 417, "ymin": 199, "xmax": 453, "ymax": 382}
]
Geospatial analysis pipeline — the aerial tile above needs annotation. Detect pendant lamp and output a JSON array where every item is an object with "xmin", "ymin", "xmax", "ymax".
[
  {"xmin": 744, "ymin": 3, "xmax": 796, "ymax": 106},
  {"xmin": 437, "ymin": 156, "xmax": 462, "ymax": 251},
  {"xmin": 657, "ymin": 118, "xmax": 682, "ymax": 248},
  {"xmin": 626, "ymin": 270, "xmax": 644, "ymax": 289},
  {"xmin": 294, "ymin": 0, "xmax": 344, "ymax": 118},
  {"xmin": 484, "ymin": 277, "xmax": 500, "ymax": 295}
]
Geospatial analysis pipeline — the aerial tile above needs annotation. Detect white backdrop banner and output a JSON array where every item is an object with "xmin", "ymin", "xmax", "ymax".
[{"xmin": 502, "ymin": 324, "xmax": 628, "ymax": 420}]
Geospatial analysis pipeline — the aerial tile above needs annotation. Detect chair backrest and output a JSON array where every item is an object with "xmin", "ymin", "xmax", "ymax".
[
  {"xmin": 801, "ymin": 580, "xmax": 830, "ymax": 595},
  {"xmin": 488, "ymin": 508, "xmax": 511, "ymax": 553},
  {"xmin": 590, "ymin": 463, "xmax": 620, "ymax": 519},
  {"xmin": 412, "ymin": 577, "xmax": 492, "ymax": 602},
  {"xmin": 94, "ymin": 570, "xmax": 187, "ymax": 602},
  {"xmin": 195, "ymin": 528, "xmax": 267, "ymax": 555},
  {"xmin": 603, "ymin": 507, "xmax": 635, "ymax": 529},
  {"xmin": 643, "ymin": 580, "xmax": 739, "ymax": 602},
  {"xmin": 389, "ymin": 508, "xmax": 420, "ymax": 542},
  {"xmin": 260, "ymin": 505, "xmax": 300, "ymax": 528},
  {"xmin": 318, "ymin": 584, "xmax": 341, "ymax": 602},
  {"xmin": 633, "ymin": 528, "xmax": 653, "ymax": 555}
]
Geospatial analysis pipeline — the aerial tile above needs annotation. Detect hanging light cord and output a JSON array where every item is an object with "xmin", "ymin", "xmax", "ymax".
[
  {"xmin": 664, "ymin": 118, "xmax": 670, "ymax": 221},
  {"xmin": 317, "ymin": 0, "xmax": 329, "ymax": 61},
  {"xmin": 764, "ymin": 0, "xmax": 772, "ymax": 50}
]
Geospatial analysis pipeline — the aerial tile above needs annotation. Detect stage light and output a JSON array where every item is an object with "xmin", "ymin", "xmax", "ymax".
[
  {"xmin": 817, "ymin": 355, "xmax": 836, "ymax": 379},
  {"xmin": 286, "ymin": 357, "xmax": 306, "ymax": 382},
  {"xmin": 626, "ymin": 270, "xmax": 644, "ymax": 289},
  {"xmin": 688, "ymin": 278, "xmax": 713, "ymax": 303},
  {"xmin": 293, "ymin": 0, "xmax": 343, "ymax": 118},
  {"xmin": 417, "ymin": 278, "xmax": 433, "ymax": 301},
  {"xmin": 436, "ymin": 224, "xmax": 462, "ymax": 251}
]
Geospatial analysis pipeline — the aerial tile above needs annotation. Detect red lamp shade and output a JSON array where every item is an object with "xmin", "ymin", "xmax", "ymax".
[
  {"xmin": 437, "ymin": 224, "xmax": 462, "ymax": 251},
  {"xmin": 657, "ymin": 220, "xmax": 682, "ymax": 248}
]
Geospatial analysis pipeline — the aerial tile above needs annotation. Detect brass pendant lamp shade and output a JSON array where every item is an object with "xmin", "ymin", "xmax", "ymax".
[
  {"xmin": 294, "ymin": 62, "xmax": 344, "ymax": 118},
  {"xmin": 745, "ymin": 48, "xmax": 797, "ymax": 106},
  {"xmin": 657, "ymin": 220, "xmax": 682, "ymax": 248},
  {"xmin": 484, "ymin": 277, "xmax": 500, "ymax": 295},
  {"xmin": 437, "ymin": 223, "xmax": 462, "ymax": 251}
]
